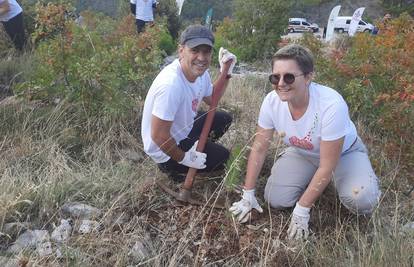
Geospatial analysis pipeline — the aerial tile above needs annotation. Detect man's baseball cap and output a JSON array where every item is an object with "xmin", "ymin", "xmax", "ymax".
[{"xmin": 180, "ymin": 25, "xmax": 215, "ymax": 48}]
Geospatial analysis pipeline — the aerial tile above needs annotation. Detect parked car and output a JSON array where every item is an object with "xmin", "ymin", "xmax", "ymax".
[
  {"xmin": 288, "ymin": 18, "xmax": 319, "ymax": 33},
  {"xmin": 334, "ymin": 16, "xmax": 374, "ymax": 33}
]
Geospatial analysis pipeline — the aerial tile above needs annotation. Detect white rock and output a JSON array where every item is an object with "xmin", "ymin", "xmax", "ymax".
[
  {"xmin": 0, "ymin": 256, "xmax": 20, "ymax": 267},
  {"xmin": 402, "ymin": 221, "xmax": 414, "ymax": 233},
  {"xmin": 120, "ymin": 149, "xmax": 143, "ymax": 162},
  {"xmin": 61, "ymin": 202, "xmax": 101, "ymax": 219},
  {"xmin": 56, "ymin": 247, "xmax": 63, "ymax": 258},
  {"xmin": 7, "ymin": 230, "xmax": 51, "ymax": 255},
  {"xmin": 129, "ymin": 241, "xmax": 149, "ymax": 260},
  {"xmin": 2, "ymin": 222, "xmax": 30, "ymax": 236},
  {"xmin": 36, "ymin": 240, "xmax": 53, "ymax": 257},
  {"xmin": 51, "ymin": 219, "xmax": 72, "ymax": 243},
  {"xmin": 78, "ymin": 219, "xmax": 100, "ymax": 234}
]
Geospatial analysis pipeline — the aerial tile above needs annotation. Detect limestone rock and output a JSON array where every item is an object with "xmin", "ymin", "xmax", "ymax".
[{"xmin": 61, "ymin": 202, "xmax": 101, "ymax": 219}]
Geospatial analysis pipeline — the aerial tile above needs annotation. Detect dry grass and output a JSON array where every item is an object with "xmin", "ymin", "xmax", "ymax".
[{"xmin": 0, "ymin": 74, "xmax": 413, "ymax": 266}]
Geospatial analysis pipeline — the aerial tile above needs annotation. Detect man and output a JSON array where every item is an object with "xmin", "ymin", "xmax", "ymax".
[
  {"xmin": 130, "ymin": 0, "xmax": 158, "ymax": 33},
  {"xmin": 0, "ymin": 0, "xmax": 26, "ymax": 51},
  {"xmin": 141, "ymin": 25, "xmax": 237, "ymax": 182}
]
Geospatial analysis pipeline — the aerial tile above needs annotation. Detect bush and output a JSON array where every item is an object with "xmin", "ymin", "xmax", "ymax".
[{"xmin": 15, "ymin": 3, "xmax": 166, "ymax": 118}]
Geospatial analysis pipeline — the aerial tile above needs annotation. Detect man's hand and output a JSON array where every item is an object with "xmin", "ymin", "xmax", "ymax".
[
  {"xmin": 178, "ymin": 141, "xmax": 206, "ymax": 169},
  {"xmin": 229, "ymin": 188, "xmax": 263, "ymax": 223},
  {"xmin": 218, "ymin": 47, "xmax": 237, "ymax": 75},
  {"xmin": 287, "ymin": 202, "xmax": 310, "ymax": 240}
]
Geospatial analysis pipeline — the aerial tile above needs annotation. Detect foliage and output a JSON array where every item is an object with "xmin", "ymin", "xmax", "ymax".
[
  {"xmin": 180, "ymin": 0, "xmax": 232, "ymax": 22},
  {"xmin": 14, "ymin": 3, "xmax": 167, "ymax": 118},
  {"xmin": 156, "ymin": 0, "xmax": 182, "ymax": 40},
  {"xmin": 381, "ymin": 0, "xmax": 414, "ymax": 16},
  {"xmin": 215, "ymin": 0, "xmax": 292, "ymax": 62},
  {"xmin": 224, "ymin": 144, "xmax": 247, "ymax": 189}
]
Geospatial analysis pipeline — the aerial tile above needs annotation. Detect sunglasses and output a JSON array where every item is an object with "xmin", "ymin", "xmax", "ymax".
[{"xmin": 268, "ymin": 73, "xmax": 306, "ymax": 85}]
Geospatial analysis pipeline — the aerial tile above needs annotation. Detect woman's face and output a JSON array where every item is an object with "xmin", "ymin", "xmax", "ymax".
[{"xmin": 271, "ymin": 59, "xmax": 312, "ymax": 103}]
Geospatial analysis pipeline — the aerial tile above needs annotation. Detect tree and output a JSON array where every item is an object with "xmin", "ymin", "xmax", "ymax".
[
  {"xmin": 181, "ymin": 0, "xmax": 232, "ymax": 22},
  {"xmin": 229, "ymin": 0, "xmax": 292, "ymax": 61},
  {"xmin": 156, "ymin": 0, "xmax": 181, "ymax": 40},
  {"xmin": 381, "ymin": 0, "xmax": 414, "ymax": 16}
]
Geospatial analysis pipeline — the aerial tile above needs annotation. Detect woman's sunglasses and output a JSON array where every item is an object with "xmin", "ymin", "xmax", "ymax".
[{"xmin": 268, "ymin": 73, "xmax": 306, "ymax": 85}]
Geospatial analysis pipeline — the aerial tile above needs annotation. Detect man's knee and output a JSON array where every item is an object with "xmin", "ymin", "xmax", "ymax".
[
  {"xmin": 210, "ymin": 111, "xmax": 232, "ymax": 140},
  {"xmin": 339, "ymin": 186, "xmax": 380, "ymax": 214},
  {"xmin": 220, "ymin": 111, "xmax": 233, "ymax": 127},
  {"xmin": 204, "ymin": 143, "xmax": 229, "ymax": 171}
]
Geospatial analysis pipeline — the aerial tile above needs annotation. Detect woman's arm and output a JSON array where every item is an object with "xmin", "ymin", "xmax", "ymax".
[
  {"xmin": 243, "ymin": 126, "xmax": 274, "ymax": 189},
  {"xmin": 298, "ymin": 137, "xmax": 344, "ymax": 207}
]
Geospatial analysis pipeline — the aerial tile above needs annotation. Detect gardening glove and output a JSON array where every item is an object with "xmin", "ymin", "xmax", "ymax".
[
  {"xmin": 229, "ymin": 188, "xmax": 263, "ymax": 223},
  {"xmin": 287, "ymin": 202, "xmax": 310, "ymax": 240},
  {"xmin": 218, "ymin": 47, "xmax": 237, "ymax": 75},
  {"xmin": 178, "ymin": 141, "xmax": 207, "ymax": 169}
]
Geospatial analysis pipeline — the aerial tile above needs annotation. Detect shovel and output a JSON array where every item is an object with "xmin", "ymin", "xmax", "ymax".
[{"xmin": 157, "ymin": 60, "xmax": 234, "ymax": 209}]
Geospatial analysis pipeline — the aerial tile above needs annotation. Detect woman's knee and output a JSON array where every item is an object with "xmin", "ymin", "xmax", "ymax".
[
  {"xmin": 264, "ymin": 185, "xmax": 299, "ymax": 209},
  {"xmin": 339, "ymin": 186, "xmax": 380, "ymax": 214}
]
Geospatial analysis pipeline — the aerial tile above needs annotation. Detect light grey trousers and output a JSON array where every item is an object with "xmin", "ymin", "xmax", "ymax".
[{"xmin": 264, "ymin": 138, "xmax": 380, "ymax": 214}]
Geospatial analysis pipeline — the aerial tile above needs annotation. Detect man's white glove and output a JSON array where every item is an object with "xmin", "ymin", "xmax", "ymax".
[
  {"xmin": 218, "ymin": 47, "xmax": 237, "ymax": 75},
  {"xmin": 229, "ymin": 188, "xmax": 263, "ymax": 223},
  {"xmin": 178, "ymin": 141, "xmax": 206, "ymax": 169},
  {"xmin": 287, "ymin": 202, "xmax": 310, "ymax": 240}
]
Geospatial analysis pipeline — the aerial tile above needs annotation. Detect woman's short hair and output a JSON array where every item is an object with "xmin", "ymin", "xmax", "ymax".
[{"xmin": 272, "ymin": 44, "xmax": 314, "ymax": 74}]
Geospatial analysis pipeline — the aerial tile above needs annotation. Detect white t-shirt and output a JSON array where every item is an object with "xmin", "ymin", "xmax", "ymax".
[
  {"xmin": 258, "ymin": 82, "xmax": 357, "ymax": 157},
  {"xmin": 0, "ymin": 0, "xmax": 22, "ymax": 22},
  {"xmin": 141, "ymin": 59, "xmax": 213, "ymax": 163},
  {"xmin": 130, "ymin": 0, "xmax": 156, "ymax": 21}
]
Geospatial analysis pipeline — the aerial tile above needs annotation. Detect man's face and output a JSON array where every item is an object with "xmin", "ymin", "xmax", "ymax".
[{"xmin": 179, "ymin": 44, "xmax": 212, "ymax": 82}]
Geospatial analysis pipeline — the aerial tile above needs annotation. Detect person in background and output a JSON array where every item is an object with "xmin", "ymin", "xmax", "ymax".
[
  {"xmin": 229, "ymin": 44, "xmax": 380, "ymax": 240},
  {"xmin": 373, "ymin": 13, "xmax": 392, "ymax": 35},
  {"xmin": 130, "ymin": 0, "xmax": 158, "ymax": 33},
  {"xmin": 141, "ymin": 25, "xmax": 237, "ymax": 182},
  {"xmin": 0, "ymin": 0, "xmax": 26, "ymax": 51}
]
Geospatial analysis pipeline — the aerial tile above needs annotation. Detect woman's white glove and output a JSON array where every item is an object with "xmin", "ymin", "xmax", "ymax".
[
  {"xmin": 178, "ymin": 141, "xmax": 206, "ymax": 169},
  {"xmin": 218, "ymin": 47, "xmax": 237, "ymax": 75},
  {"xmin": 229, "ymin": 188, "xmax": 263, "ymax": 223},
  {"xmin": 287, "ymin": 202, "xmax": 310, "ymax": 240}
]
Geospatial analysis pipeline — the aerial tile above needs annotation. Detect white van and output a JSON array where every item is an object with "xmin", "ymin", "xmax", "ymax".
[
  {"xmin": 288, "ymin": 18, "xmax": 319, "ymax": 33},
  {"xmin": 334, "ymin": 16, "xmax": 374, "ymax": 33}
]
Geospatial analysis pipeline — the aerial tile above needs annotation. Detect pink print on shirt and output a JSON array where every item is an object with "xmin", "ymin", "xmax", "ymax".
[
  {"xmin": 192, "ymin": 98, "xmax": 199, "ymax": 112},
  {"xmin": 289, "ymin": 136, "xmax": 314, "ymax": 150},
  {"xmin": 288, "ymin": 113, "xmax": 319, "ymax": 150}
]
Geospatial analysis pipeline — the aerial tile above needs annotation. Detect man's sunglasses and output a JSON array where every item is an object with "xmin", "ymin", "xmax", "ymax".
[{"xmin": 268, "ymin": 73, "xmax": 306, "ymax": 85}]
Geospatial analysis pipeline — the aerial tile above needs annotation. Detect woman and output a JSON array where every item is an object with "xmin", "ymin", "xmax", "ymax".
[{"xmin": 229, "ymin": 44, "xmax": 380, "ymax": 240}]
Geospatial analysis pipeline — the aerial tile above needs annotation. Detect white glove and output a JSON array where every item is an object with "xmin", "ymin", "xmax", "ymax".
[
  {"xmin": 218, "ymin": 47, "xmax": 237, "ymax": 75},
  {"xmin": 229, "ymin": 188, "xmax": 263, "ymax": 223},
  {"xmin": 287, "ymin": 202, "xmax": 310, "ymax": 240},
  {"xmin": 178, "ymin": 141, "xmax": 207, "ymax": 169}
]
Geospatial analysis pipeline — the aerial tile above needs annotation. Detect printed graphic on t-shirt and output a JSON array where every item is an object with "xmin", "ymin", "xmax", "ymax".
[
  {"xmin": 288, "ymin": 113, "xmax": 319, "ymax": 150},
  {"xmin": 192, "ymin": 98, "xmax": 198, "ymax": 112}
]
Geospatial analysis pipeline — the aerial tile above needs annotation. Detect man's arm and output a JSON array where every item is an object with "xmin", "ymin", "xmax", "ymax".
[
  {"xmin": 151, "ymin": 115, "xmax": 185, "ymax": 162},
  {"xmin": 298, "ymin": 137, "xmax": 344, "ymax": 207}
]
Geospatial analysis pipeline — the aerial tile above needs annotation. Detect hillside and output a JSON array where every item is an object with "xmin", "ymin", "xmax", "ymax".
[
  {"xmin": 74, "ymin": 0, "xmax": 385, "ymax": 24},
  {"xmin": 291, "ymin": 0, "xmax": 385, "ymax": 25}
]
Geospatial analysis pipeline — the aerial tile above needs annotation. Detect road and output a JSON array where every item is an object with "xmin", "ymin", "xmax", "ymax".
[{"xmin": 281, "ymin": 28, "xmax": 324, "ymax": 40}]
